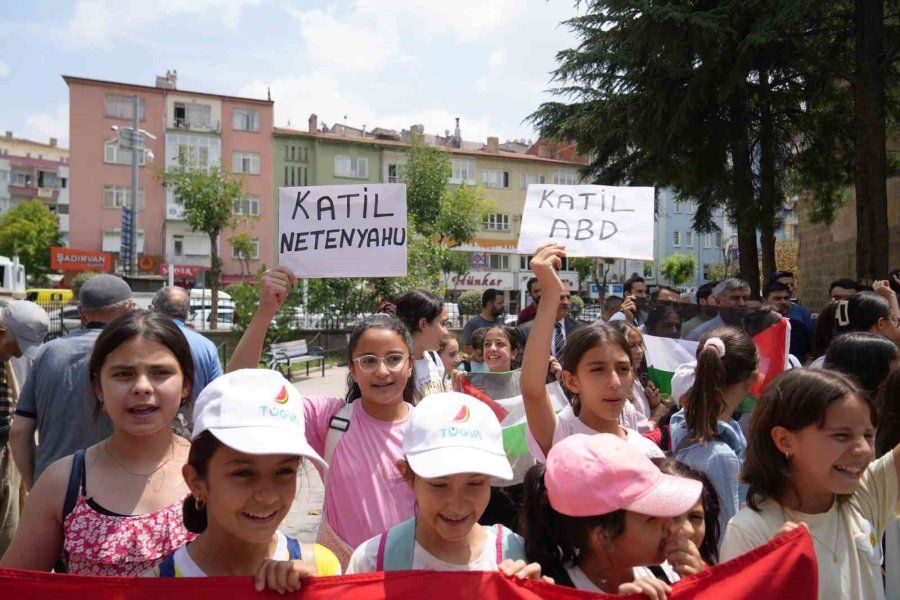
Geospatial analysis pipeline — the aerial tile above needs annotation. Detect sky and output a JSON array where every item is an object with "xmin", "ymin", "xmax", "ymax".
[{"xmin": 0, "ymin": 0, "xmax": 583, "ymax": 149}]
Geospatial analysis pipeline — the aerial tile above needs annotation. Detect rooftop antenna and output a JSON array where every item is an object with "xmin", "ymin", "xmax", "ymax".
[{"xmin": 267, "ymin": 87, "xmax": 272, "ymax": 101}]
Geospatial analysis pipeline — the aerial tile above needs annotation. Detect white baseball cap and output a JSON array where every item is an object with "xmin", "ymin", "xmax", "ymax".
[
  {"xmin": 403, "ymin": 391, "xmax": 512, "ymax": 481},
  {"xmin": 192, "ymin": 369, "xmax": 326, "ymax": 467}
]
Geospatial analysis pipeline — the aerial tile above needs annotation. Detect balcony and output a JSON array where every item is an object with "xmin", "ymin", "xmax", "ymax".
[
  {"xmin": 171, "ymin": 118, "xmax": 221, "ymax": 134},
  {"xmin": 8, "ymin": 184, "xmax": 37, "ymax": 197}
]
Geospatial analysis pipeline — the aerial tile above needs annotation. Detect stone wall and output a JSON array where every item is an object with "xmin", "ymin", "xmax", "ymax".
[{"xmin": 797, "ymin": 175, "xmax": 900, "ymax": 312}]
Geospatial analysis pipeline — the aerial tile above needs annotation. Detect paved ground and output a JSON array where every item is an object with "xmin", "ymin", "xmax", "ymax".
[{"xmin": 281, "ymin": 365, "xmax": 349, "ymax": 543}]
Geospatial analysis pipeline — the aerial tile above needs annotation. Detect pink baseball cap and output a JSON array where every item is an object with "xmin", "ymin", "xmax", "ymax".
[{"xmin": 545, "ymin": 434, "xmax": 702, "ymax": 517}]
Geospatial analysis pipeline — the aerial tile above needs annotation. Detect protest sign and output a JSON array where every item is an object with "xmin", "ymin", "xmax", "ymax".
[
  {"xmin": 0, "ymin": 527, "xmax": 817, "ymax": 599},
  {"xmin": 517, "ymin": 184, "xmax": 654, "ymax": 259},
  {"xmin": 278, "ymin": 184, "xmax": 408, "ymax": 278}
]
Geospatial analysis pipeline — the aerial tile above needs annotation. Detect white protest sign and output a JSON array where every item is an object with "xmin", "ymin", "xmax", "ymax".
[
  {"xmin": 278, "ymin": 184, "xmax": 408, "ymax": 278},
  {"xmin": 517, "ymin": 184, "xmax": 655, "ymax": 260}
]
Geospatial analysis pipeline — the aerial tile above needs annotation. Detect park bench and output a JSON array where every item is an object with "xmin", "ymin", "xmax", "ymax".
[{"xmin": 266, "ymin": 339, "xmax": 326, "ymax": 379}]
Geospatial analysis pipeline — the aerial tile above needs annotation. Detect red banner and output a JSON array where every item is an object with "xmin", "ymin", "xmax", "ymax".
[
  {"xmin": 0, "ymin": 528, "xmax": 816, "ymax": 599},
  {"xmin": 50, "ymin": 247, "xmax": 112, "ymax": 272}
]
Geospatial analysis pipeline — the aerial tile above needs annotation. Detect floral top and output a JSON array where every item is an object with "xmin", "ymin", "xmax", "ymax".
[{"xmin": 62, "ymin": 458, "xmax": 196, "ymax": 576}]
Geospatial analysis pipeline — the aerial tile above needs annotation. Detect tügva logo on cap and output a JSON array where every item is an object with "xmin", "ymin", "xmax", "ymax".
[{"xmin": 440, "ymin": 404, "xmax": 481, "ymax": 440}]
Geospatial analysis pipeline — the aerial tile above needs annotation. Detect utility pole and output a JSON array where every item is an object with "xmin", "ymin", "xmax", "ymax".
[{"xmin": 129, "ymin": 94, "xmax": 139, "ymax": 276}]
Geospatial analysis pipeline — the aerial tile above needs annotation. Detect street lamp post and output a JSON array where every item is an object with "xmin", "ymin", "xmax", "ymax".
[{"xmin": 111, "ymin": 97, "xmax": 155, "ymax": 277}]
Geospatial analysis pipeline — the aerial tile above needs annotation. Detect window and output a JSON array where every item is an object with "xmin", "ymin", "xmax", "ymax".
[
  {"xmin": 104, "ymin": 140, "xmax": 146, "ymax": 166},
  {"xmin": 450, "ymin": 158, "xmax": 476, "ymax": 184},
  {"xmin": 673, "ymin": 202, "xmax": 681, "ymax": 214},
  {"xmin": 61, "ymin": 178, "xmax": 67, "ymax": 189},
  {"xmin": 284, "ymin": 166, "xmax": 289, "ymax": 186},
  {"xmin": 173, "ymin": 235, "xmax": 184, "ymax": 256},
  {"xmin": 687, "ymin": 201, "xmax": 695, "ymax": 214},
  {"xmin": 482, "ymin": 170, "xmax": 510, "ymax": 189},
  {"xmin": 174, "ymin": 102, "xmax": 212, "ymax": 129},
  {"xmin": 703, "ymin": 233, "xmax": 712, "ymax": 248},
  {"xmin": 284, "ymin": 145, "xmax": 290, "ymax": 160},
  {"xmin": 520, "ymin": 173, "xmax": 546, "ymax": 189},
  {"xmin": 56, "ymin": 204, "xmax": 69, "ymax": 215},
  {"xmin": 232, "ymin": 109, "xmax": 260, "ymax": 132},
  {"xmin": 105, "ymin": 95, "xmax": 146, "ymax": 121},
  {"xmin": 388, "ymin": 164, "xmax": 399, "ymax": 183},
  {"xmin": 334, "ymin": 155, "xmax": 368, "ymax": 179},
  {"xmin": 167, "ymin": 134, "xmax": 221, "ymax": 171},
  {"xmin": 519, "ymin": 255, "xmax": 569, "ymax": 271},
  {"xmin": 483, "ymin": 213, "xmax": 510, "ymax": 231},
  {"xmin": 232, "ymin": 152, "xmax": 260, "ymax": 175},
  {"xmin": 473, "ymin": 253, "xmax": 509, "ymax": 270},
  {"xmin": 715, "ymin": 232, "xmax": 723, "ymax": 248},
  {"xmin": 12, "ymin": 172, "xmax": 31, "ymax": 186},
  {"xmin": 103, "ymin": 185, "xmax": 146, "ymax": 210},
  {"xmin": 685, "ymin": 230, "xmax": 694, "ymax": 247},
  {"xmin": 552, "ymin": 169, "xmax": 578, "ymax": 185},
  {"xmin": 232, "ymin": 195, "xmax": 260, "ymax": 216},
  {"xmin": 0, "ymin": 171, "xmax": 7, "ymax": 183},
  {"xmin": 232, "ymin": 239, "xmax": 260, "ymax": 260},
  {"xmin": 673, "ymin": 230, "xmax": 681, "ymax": 246}
]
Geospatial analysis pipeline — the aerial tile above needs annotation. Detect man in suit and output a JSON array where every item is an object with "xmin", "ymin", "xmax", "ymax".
[{"xmin": 517, "ymin": 284, "xmax": 581, "ymax": 357}]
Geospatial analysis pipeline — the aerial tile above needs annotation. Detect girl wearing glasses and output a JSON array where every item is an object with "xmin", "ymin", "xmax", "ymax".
[{"xmin": 226, "ymin": 268, "xmax": 418, "ymax": 571}]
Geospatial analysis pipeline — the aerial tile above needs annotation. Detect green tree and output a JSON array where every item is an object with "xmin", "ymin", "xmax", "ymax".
[
  {"xmin": 660, "ymin": 253, "xmax": 697, "ymax": 287},
  {"xmin": 227, "ymin": 232, "xmax": 256, "ymax": 277},
  {"xmin": 403, "ymin": 139, "xmax": 452, "ymax": 235},
  {"xmin": 0, "ymin": 200, "xmax": 62, "ymax": 285},
  {"xmin": 457, "ymin": 291, "xmax": 482, "ymax": 316},
  {"xmin": 160, "ymin": 162, "xmax": 245, "ymax": 329}
]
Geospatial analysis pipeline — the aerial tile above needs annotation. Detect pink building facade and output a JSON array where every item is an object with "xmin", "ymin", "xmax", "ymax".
[{"xmin": 65, "ymin": 74, "xmax": 274, "ymax": 283}]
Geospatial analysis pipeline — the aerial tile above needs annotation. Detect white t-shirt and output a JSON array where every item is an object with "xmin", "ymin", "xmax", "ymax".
[
  {"xmin": 414, "ymin": 352, "xmax": 446, "ymax": 398},
  {"xmin": 721, "ymin": 451, "xmax": 899, "ymax": 600},
  {"xmin": 526, "ymin": 404, "xmax": 664, "ymax": 462},
  {"xmin": 346, "ymin": 526, "xmax": 506, "ymax": 574},
  {"xmin": 565, "ymin": 562, "xmax": 679, "ymax": 592}
]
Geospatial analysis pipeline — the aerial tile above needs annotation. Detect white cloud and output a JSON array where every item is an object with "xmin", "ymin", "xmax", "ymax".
[
  {"xmin": 241, "ymin": 73, "xmax": 496, "ymax": 144},
  {"xmin": 66, "ymin": 0, "xmax": 262, "ymax": 48},
  {"xmin": 24, "ymin": 105, "xmax": 69, "ymax": 148},
  {"xmin": 354, "ymin": 0, "xmax": 520, "ymax": 42},
  {"xmin": 488, "ymin": 50, "xmax": 506, "ymax": 70},
  {"xmin": 286, "ymin": 6, "xmax": 407, "ymax": 74},
  {"xmin": 0, "ymin": 62, "xmax": 8, "ymax": 78}
]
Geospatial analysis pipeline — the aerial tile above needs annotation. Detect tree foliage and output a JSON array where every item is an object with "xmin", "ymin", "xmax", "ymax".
[
  {"xmin": 660, "ymin": 253, "xmax": 697, "ymax": 287},
  {"xmin": 530, "ymin": 0, "xmax": 899, "ymax": 292},
  {"xmin": 0, "ymin": 200, "xmax": 62, "ymax": 285},
  {"xmin": 160, "ymin": 161, "xmax": 246, "ymax": 329}
]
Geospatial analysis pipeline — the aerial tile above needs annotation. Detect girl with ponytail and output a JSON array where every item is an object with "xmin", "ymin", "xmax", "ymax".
[{"xmin": 668, "ymin": 327, "xmax": 758, "ymax": 536}]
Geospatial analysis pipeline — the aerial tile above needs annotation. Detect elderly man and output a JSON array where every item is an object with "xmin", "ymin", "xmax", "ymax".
[
  {"xmin": 10, "ymin": 275, "xmax": 133, "ymax": 490},
  {"xmin": 517, "ymin": 285, "xmax": 581, "ymax": 357},
  {"xmin": 0, "ymin": 301, "xmax": 49, "ymax": 554},
  {"xmin": 151, "ymin": 286, "xmax": 222, "ymax": 400},
  {"xmin": 685, "ymin": 278, "xmax": 751, "ymax": 341}
]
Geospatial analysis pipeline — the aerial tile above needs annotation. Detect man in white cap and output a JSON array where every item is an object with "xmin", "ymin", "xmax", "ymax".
[
  {"xmin": 0, "ymin": 300, "xmax": 49, "ymax": 554},
  {"xmin": 10, "ymin": 275, "xmax": 134, "ymax": 491}
]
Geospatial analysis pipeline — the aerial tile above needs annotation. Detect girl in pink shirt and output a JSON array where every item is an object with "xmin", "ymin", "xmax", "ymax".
[{"xmin": 227, "ymin": 268, "xmax": 418, "ymax": 569}]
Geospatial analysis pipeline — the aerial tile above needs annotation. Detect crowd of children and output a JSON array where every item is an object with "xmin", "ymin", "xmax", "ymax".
[{"xmin": 2, "ymin": 243, "xmax": 900, "ymax": 600}]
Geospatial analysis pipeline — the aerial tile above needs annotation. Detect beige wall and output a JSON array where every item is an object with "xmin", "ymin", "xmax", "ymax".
[{"xmin": 797, "ymin": 175, "xmax": 900, "ymax": 311}]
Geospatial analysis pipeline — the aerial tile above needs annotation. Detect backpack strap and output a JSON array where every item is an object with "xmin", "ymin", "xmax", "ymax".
[
  {"xmin": 63, "ymin": 449, "xmax": 86, "ymax": 522},
  {"xmin": 323, "ymin": 403, "xmax": 354, "ymax": 481},
  {"xmin": 491, "ymin": 524, "xmax": 527, "ymax": 563},
  {"xmin": 286, "ymin": 536, "xmax": 302, "ymax": 560},
  {"xmin": 157, "ymin": 552, "xmax": 176, "ymax": 577},
  {"xmin": 377, "ymin": 517, "xmax": 417, "ymax": 572}
]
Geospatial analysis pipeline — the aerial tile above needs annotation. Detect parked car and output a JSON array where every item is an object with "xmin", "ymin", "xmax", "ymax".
[
  {"xmin": 46, "ymin": 305, "xmax": 83, "ymax": 338},
  {"xmin": 187, "ymin": 308, "xmax": 235, "ymax": 331}
]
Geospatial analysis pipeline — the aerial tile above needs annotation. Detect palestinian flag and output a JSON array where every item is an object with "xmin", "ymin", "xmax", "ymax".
[
  {"xmin": 750, "ymin": 317, "xmax": 791, "ymax": 397},
  {"xmin": 644, "ymin": 335, "xmax": 698, "ymax": 400},
  {"xmin": 460, "ymin": 371, "xmax": 569, "ymax": 483},
  {"xmin": 643, "ymin": 318, "xmax": 790, "ymax": 404}
]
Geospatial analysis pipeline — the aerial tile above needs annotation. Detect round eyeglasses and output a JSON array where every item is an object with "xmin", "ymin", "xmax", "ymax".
[{"xmin": 351, "ymin": 353, "xmax": 409, "ymax": 373}]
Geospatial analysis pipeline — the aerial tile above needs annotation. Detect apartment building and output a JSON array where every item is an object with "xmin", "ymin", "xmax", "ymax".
[
  {"xmin": 273, "ymin": 118, "xmax": 588, "ymax": 312},
  {"xmin": 64, "ymin": 72, "xmax": 274, "ymax": 283},
  {"xmin": 0, "ymin": 132, "xmax": 70, "ymax": 243}
]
